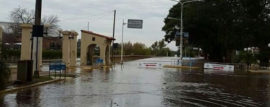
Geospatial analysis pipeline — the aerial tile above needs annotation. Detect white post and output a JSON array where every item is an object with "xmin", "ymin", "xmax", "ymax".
[{"xmin": 121, "ymin": 19, "xmax": 126, "ymax": 64}]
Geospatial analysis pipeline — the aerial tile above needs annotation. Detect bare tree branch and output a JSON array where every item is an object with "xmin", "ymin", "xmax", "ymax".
[{"xmin": 9, "ymin": 7, "xmax": 60, "ymax": 37}]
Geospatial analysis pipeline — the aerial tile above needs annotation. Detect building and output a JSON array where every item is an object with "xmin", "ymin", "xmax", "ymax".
[
  {"xmin": 43, "ymin": 37, "xmax": 62, "ymax": 51},
  {"xmin": 0, "ymin": 21, "xmax": 62, "ymax": 51}
]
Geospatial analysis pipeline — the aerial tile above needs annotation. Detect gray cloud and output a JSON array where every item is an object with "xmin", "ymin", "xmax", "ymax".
[{"xmin": 0, "ymin": 0, "xmax": 177, "ymax": 50}]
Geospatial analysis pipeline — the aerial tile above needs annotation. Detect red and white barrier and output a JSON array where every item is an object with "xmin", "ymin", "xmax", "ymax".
[{"xmin": 204, "ymin": 63, "xmax": 234, "ymax": 71}]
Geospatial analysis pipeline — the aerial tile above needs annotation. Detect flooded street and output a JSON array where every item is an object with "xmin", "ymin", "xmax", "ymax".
[{"xmin": 1, "ymin": 57, "xmax": 270, "ymax": 107}]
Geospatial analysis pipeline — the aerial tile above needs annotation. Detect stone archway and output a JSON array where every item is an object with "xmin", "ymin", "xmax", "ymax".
[
  {"xmin": 86, "ymin": 44, "xmax": 101, "ymax": 65},
  {"xmin": 80, "ymin": 30, "xmax": 114, "ymax": 66}
]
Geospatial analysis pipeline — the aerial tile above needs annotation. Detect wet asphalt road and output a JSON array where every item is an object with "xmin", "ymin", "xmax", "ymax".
[{"xmin": 1, "ymin": 57, "xmax": 270, "ymax": 107}]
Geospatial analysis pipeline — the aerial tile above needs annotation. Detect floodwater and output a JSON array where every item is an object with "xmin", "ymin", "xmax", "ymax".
[{"xmin": 1, "ymin": 57, "xmax": 270, "ymax": 107}]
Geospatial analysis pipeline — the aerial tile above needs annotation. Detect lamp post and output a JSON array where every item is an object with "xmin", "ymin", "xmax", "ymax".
[
  {"xmin": 170, "ymin": 0, "xmax": 203, "ymax": 66},
  {"xmin": 121, "ymin": 19, "xmax": 127, "ymax": 64}
]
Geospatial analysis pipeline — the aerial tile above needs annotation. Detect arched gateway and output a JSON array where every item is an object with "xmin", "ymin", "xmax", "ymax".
[{"xmin": 80, "ymin": 30, "xmax": 114, "ymax": 66}]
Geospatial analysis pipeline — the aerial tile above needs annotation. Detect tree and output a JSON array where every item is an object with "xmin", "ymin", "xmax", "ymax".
[
  {"xmin": 9, "ymin": 7, "xmax": 60, "ymax": 37},
  {"xmin": 133, "ymin": 42, "xmax": 150, "ymax": 55},
  {"xmin": 0, "ymin": 44, "xmax": 10, "ymax": 90},
  {"xmin": 151, "ymin": 39, "xmax": 172, "ymax": 56},
  {"xmin": 163, "ymin": 0, "xmax": 270, "ymax": 64}
]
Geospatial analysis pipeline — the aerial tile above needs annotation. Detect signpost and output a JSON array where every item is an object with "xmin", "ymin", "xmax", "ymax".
[{"xmin": 127, "ymin": 19, "xmax": 143, "ymax": 29}]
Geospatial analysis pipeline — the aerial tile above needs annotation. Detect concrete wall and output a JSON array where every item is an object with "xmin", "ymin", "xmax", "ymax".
[{"xmin": 80, "ymin": 31, "xmax": 112, "ymax": 66}]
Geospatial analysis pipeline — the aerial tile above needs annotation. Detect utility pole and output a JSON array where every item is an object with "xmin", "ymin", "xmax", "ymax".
[
  {"xmin": 87, "ymin": 22, "xmax": 90, "ymax": 31},
  {"xmin": 32, "ymin": 0, "xmax": 43, "ymax": 78},
  {"xmin": 179, "ymin": 2, "xmax": 184, "ymax": 66},
  {"xmin": 112, "ymin": 10, "xmax": 116, "ymax": 64},
  {"xmin": 170, "ymin": 0, "xmax": 203, "ymax": 66}
]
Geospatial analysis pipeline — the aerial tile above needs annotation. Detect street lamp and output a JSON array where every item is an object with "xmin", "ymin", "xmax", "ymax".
[{"xmin": 170, "ymin": 0, "xmax": 203, "ymax": 66}]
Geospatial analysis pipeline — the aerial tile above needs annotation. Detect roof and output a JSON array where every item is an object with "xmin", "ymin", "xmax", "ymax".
[{"xmin": 81, "ymin": 30, "xmax": 115, "ymax": 40}]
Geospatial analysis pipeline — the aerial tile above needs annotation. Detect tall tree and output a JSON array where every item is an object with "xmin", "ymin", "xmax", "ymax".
[{"xmin": 163, "ymin": 0, "xmax": 270, "ymax": 64}]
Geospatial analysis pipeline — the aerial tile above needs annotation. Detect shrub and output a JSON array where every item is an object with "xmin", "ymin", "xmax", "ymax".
[
  {"xmin": 43, "ymin": 50, "xmax": 62, "ymax": 59},
  {"xmin": 0, "ymin": 61, "xmax": 10, "ymax": 89}
]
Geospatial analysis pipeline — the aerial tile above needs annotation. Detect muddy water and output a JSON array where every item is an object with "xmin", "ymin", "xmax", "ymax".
[{"xmin": 1, "ymin": 58, "xmax": 270, "ymax": 107}]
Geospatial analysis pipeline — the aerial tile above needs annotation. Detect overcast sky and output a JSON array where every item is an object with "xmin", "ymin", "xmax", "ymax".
[{"xmin": 0, "ymin": 0, "xmax": 178, "ymax": 50}]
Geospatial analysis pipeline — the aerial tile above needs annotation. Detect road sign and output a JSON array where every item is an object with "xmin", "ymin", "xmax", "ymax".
[{"xmin": 127, "ymin": 19, "xmax": 143, "ymax": 29}]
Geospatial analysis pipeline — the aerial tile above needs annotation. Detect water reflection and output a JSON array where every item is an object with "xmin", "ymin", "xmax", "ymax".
[
  {"xmin": 1, "ymin": 58, "xmax": 270, "ymax": 106},
  {"xmin": 16, "ymin": 88, "xmax": 41, "ymax": 106},
  {"xmin": 162, "ymin": 68, "xmax": 270, "ymax": 106},
  {"xmin": 0, "ymin": 95, "xmax": 7, "ymax": 107}
]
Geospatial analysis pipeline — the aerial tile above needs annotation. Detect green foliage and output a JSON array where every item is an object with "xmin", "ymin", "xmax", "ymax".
[
  {"xmin": 114, "ymin": 42, "xmax": 152, "ymax": 56},
  {"xmin": 0, "ymin": 44, "xmax": 10, "ymax": 89},
  {"xmin": 151, "ymin": 39, "xmax": 173, "ymax": 56},
  {"xmin": 233, "ymin": 51, "xmax": 257, "ymax": 65},
  {"xmin": 0, "ymin": 60, "xmax": 10, "ymax": 89},
  {"xmin": 1, "ymin": 49, "xmax": 20, "ymax": 60},
  {"xmin": 43, "ymin": 50, "xmax": 62, "ymax": 59},
  {"xmin": 256, "ymin": 49, "xmax": 270, "ymax": 66},
  {"xmin": 163, "ymin": 0, "xmax": 270, "ymax": 62}
]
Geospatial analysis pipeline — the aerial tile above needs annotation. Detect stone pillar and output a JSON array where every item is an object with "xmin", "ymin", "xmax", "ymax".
[
  {"xmin": 70, "ymin": 31, "xmax": 78, "ymax": 67},
  {"xmin": 20, "ymin": 24, "xmax": 44, "ymax": 72},
  {"xmin": 62, "ymin": 31, "xmax": 71, "ymax": 66},
  {"xmin": 20, "ymin": 24, "xmax": 33, "ymax": 60},
  {"xmin": 62, "ymin": 31, "xmax": 78, "ymax": 67},
  {"xmin": 80, "ymin": 32, "xmax": 87, "ymax": 66}
]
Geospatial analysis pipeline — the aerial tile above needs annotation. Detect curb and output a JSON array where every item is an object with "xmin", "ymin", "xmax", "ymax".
[
  {"xmin": 0, "ymin": 79, "xmax": 64, "ymax": 94},
  {"xmin": 249, "ymin": 70, "xmax": 270, "ymax": 74}
]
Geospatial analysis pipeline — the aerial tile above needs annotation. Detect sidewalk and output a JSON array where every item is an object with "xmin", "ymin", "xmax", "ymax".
[{"xmin": 9, "ymin": 68, "xmax": 52, "ymax": 82}]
